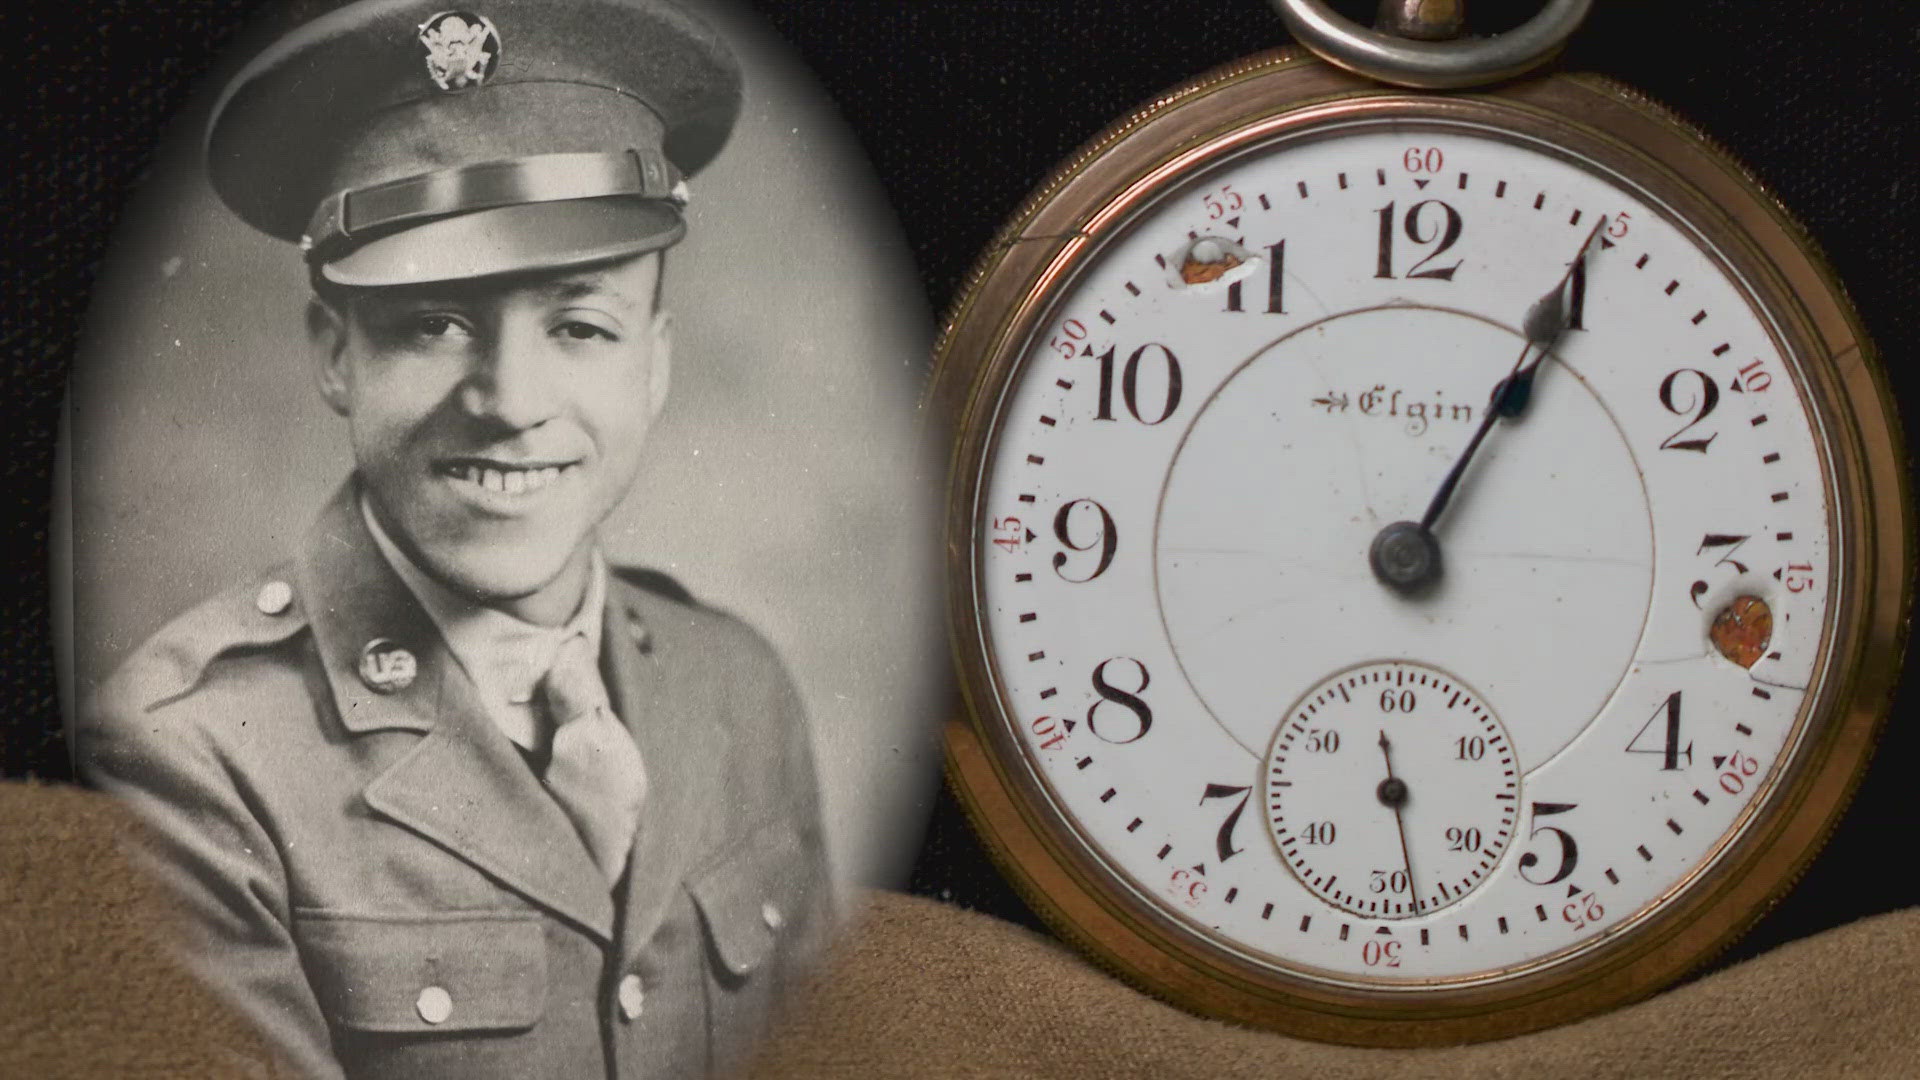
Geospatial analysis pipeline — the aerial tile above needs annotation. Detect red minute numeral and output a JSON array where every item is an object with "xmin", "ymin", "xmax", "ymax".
[
  {"xmin": 1202, "ymin": 185, "xmax": 1244, "ymax": 220},
  {"xmin": 1720, "ymin": 751, "xmax": 1762, "ymax": 794},
  {"xmin": 1360, "ymin": 939, "xmax": 1402, "ymax": 967},
  {"xmin": 1029, "ymin": 715, "xmax": 1067, "ymax": 751},
  {"xmin": 1402, "ymin": 147, "xmax": 1443, "ymax": 173},
  {"xmin": 1562, "ymin": 891, "xmax": 1605, "ymax": 931},
  {"xmin": 1606, "ymin": 211, "xmax": 1632, "ymax": 238},
  {"xmin": 1168, "ymin": 868, "xmax": 1207, "ymax": 907},
  {"xmin": 1784, "ymin": 563, "xmax": 1816, "ymax": 592},
  {"xmin": 1737, "ymin": 359, "xmax": 1773, "ymax": 392},
  {"xmin": 1049, "ymin": 318, "xmax": 1089, "ymax": 359},
  {"xmin": 991, "ymin": 517, "xmax": 1022, "ymax": 552}
]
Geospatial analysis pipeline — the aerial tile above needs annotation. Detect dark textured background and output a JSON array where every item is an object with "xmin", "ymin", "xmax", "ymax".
[{"xmin": 6, "ymin": 0, "xmax": 1915, "ymax": 988}]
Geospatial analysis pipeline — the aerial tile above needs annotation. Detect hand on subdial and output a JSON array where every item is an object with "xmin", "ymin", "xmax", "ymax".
[
  {"xmin": 1376, "ymin": 729, "xmax": 1420, "ymax": 915},
  {"xmin": 1368, "ymin": 216, "xmax": 1610, "ymax": 596}
]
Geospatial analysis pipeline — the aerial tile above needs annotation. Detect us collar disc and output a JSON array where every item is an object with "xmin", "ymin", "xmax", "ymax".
[{"xmin": 359, "ymin": 637, "xmax": 419, "ymax": 693}]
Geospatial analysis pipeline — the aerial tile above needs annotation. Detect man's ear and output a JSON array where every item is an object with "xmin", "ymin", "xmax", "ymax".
[
  {"xmin": 306, "ymin": 297, "xmax": 352, "ymax": 417},
  {"xmin": 647, "ymin": 307, "xmax": 673, "ymax": 421}
]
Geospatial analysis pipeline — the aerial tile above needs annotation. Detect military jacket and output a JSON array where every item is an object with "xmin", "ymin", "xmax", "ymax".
[{"xmin": 76, "ymin": 486, "xmax": 833, "ymax": 1079}]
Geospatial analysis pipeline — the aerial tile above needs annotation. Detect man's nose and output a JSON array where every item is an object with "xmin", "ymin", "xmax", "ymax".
[{"xmin": 457, "ymin": 321, "xmax": 560, "ymax": 429}]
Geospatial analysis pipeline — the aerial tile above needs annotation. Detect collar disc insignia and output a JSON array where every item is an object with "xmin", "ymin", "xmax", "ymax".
[
  {"xmin": 359, "ymin": 637, "xmax": 419, "ymax": 693},
  {"xmin": 419, "ymin": 11, "xmax": 501, "ymax": 92}
]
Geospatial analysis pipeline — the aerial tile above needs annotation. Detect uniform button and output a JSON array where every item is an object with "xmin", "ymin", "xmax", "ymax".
[
  {"xmin": 254, "ymin": 580, "xmax": 293, "ymax": 616},
  {"xmin": 415, "ymin": 985, "xmax": 453, "ymax": 1025},
  {"xmin": 761, "ymin": 901, "xmax": 784, "ymax": 931},
  {"xmin": 617, "ymin": 974, "xmax": 645, "ymax": 1020}
]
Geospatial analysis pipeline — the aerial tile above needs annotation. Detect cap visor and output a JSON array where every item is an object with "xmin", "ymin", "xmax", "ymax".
[{"xmin": 321, "ymin": 197, "xmax": 684, "ymax": 287}]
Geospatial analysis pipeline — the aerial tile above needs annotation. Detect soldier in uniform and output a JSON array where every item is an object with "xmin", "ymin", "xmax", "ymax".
[{"xmin": 74, "ymin": 1, "xmax": 832, "ymax": 1077}]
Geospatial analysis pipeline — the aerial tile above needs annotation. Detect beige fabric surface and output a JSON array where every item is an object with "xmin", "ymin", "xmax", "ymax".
[
  {"xmin": 4, "ymin": 779, "xmax": 1917, "ymax": 1078},
  {"xmin": 749, "ymin": 892, "xmax": 1920, "ymax": 1079},
  {"xmin": 0, "ymin": 781, "xmax": 279, "ymax": 1079}
]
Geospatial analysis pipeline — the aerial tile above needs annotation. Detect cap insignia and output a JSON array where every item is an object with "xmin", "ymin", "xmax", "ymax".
[{"xmin": 419, "ymin": 11, "xmax": 501, "ymax": 92}]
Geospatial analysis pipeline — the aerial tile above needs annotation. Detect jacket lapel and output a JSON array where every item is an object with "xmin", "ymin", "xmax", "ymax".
[
  {"xmin": 603, "ymin": 577, "xmax": 731, "ymax": 958},
  {"xmin": 295, "ymin": 483, "xmax": 615, "ymax": 943}
]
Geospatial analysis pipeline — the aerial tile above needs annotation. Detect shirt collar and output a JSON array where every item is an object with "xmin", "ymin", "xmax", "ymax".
[{"xmin": 361, "ymin": 495, "xmax": 606, "ymax": 748}]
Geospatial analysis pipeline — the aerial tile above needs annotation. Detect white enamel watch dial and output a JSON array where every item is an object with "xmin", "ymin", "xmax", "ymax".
[
  {"xmin": 978, "ymin": 115, "xmax": 1831, "ymax": 983},
  {"xmin": 934, "ymin": 56, "xmax": 1908, "ymax": 1044}
]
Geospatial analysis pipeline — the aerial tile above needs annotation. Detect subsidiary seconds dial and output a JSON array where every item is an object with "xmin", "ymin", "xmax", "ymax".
[{"xmin": 1268, "ymin": 662, "xmax": 1518, "ymax": 919}]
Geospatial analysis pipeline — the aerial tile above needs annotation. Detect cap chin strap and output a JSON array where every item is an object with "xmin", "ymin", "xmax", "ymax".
[{"xmin": 301, "ymin": 148, "xmax": 685, "ymax": 262}]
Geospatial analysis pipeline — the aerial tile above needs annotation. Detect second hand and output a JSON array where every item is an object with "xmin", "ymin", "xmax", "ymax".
[{"xmin": 1376, "ymin": 729, "xmax": 1420, "ymax": 916}]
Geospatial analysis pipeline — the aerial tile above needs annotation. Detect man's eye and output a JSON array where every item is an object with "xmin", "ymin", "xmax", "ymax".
[
  {"xmin": 556, "ymin": 321, "xmax": 617, "ymax": 342},
  {"xmin": 414, "ymin": 314, "xmax": 466, "ymax": 338}
]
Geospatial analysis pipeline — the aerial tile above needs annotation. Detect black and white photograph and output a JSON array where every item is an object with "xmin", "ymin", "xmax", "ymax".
[{"xmin": 57, "ymin": 0, "xmax": 941, "ymax": 1076}]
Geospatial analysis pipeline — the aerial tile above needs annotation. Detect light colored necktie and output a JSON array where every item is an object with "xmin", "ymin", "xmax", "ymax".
[{"xmin": 540, "ymin": 633, "xmax": 647, "ymax": 884}]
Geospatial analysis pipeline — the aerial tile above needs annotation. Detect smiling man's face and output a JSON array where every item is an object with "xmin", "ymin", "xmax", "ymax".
[{"xmin": 311, "ymin": 253, "xmax": 670, "ymax": 623}]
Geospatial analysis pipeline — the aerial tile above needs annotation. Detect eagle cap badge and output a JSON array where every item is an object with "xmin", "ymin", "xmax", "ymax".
[{"xmin": 418, "ymin": 11, "xmax": 500, "ymax": 91}]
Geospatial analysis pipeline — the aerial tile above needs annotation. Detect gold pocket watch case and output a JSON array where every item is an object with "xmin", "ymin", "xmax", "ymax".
[{"xmin": 927, "ymin": 13, "xmax": 1910, "ymax": 1045}]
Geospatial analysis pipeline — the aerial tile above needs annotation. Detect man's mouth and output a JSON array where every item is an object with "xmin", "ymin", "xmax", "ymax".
[{"xmin": 434, "ymin": 458, "xmax": 581, "ymax": 496}]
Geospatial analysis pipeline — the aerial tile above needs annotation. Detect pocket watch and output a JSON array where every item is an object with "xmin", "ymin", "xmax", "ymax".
[{"xmin": 926, "ymin": 0, "xmax": 1911, "ymax": 1045}]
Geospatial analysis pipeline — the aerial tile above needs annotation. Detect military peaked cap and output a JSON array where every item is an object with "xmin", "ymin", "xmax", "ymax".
[{"xmin": 207, "ymin": 0, "xmax": 741, "ymax": 285}]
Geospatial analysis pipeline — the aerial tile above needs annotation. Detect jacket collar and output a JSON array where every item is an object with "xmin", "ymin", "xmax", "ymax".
[
  {"xmin": 360, "ymin": 492, "xmax": 607, "ymax": 751},
  {"xmin": 293, "ymin": 482, "xmax": 618, "ymax": 941},
  {"xmin": 296, "ymin": 483, "xmax": 494, "ymax": 736},
  {"xmin": 289, "ymin": 482, "xmax": 736, "ymax": 950}
]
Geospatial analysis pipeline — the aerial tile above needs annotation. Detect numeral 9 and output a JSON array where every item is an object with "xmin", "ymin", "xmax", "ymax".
[{"xmin": 1053, "ymin": 498, "xmax": 1117, "ymax": 582}]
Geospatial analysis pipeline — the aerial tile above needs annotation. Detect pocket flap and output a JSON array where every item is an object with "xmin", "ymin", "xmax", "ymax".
[
  {"xmin": 686, "ymin": 822, "xmax": 803, "ymax": 978},
  {"xmin": 296, "ymin": 910, "xmax": 546, "ymax": 1033}
]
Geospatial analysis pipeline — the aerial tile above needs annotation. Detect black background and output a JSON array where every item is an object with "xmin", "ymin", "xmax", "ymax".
[{"xmin": 6, "ymin": 0, "xmax": 1915, "ymax": 992}]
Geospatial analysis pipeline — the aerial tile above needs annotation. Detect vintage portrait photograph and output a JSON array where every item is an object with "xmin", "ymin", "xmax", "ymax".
[{"xmin": 58, "ymin": 0, "xmax": 942, "ymax": 1076}]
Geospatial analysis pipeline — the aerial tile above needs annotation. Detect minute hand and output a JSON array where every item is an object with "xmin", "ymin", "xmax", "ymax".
[{"xmin": 1416, "ymin": 216, "xmax": 1609, "ymax": 533}]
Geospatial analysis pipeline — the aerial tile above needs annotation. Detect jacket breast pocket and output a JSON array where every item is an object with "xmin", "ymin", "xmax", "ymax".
[
  {"xmin": 294, "ymin": 909, "xmax": 547, "ymax": 1035},
  {"xmin": 685, "ymin": 820, "xmax": 815, "ymax": 1073}
]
